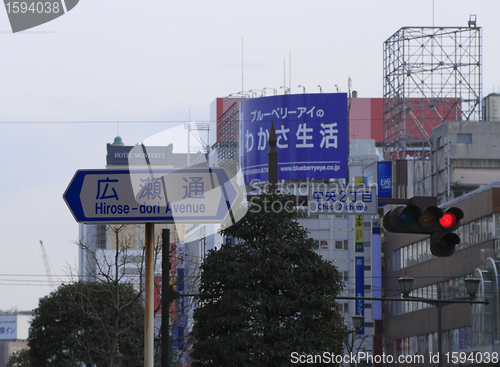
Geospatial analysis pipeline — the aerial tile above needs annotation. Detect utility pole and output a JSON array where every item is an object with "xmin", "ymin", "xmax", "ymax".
[
  {"xmin": 162, "ymin": 229, "xmax": 170, "ymax": 367},
  {"xmin": 145, "ymin": 223, "xmax": 155, "ymax": 367},
  {"xmin": 268, "ymin": 121, "xmax": 278, "ymax": 192}
]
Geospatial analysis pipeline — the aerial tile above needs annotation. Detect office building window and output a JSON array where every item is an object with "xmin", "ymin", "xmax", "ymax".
[
  {"xmin": 343, "ymin": 271, "xmax": 349, "ymax": 281},
  {"xmin": 97, "ymin": 225, "xmax": 107, "ymax": 249},
  {"xmin": 457, "ymin": 133, "xmax": 472, "ymax": 143}
]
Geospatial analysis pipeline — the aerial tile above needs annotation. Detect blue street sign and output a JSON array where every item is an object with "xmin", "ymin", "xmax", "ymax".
[
  {"xmin": 355, "ymin": 256, "xmax": 365, "ymax": 335},
  {"xmin": 63, "ymin": 168, "xmax": 244, "ymax": 224},
  {"xmin": 241, "ymin": 93, "xmax": 348, "ymax": 183}
]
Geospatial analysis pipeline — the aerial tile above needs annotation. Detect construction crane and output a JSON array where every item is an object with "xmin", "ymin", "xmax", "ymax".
[{"xmin": 39, "ymin": 240, "xmax": 55, "ymax": 288}]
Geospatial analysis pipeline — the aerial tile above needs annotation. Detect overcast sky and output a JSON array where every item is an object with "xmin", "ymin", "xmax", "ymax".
[{"xmin": 0, "ymin": 0, "xmax": 498, "ymax": 311}]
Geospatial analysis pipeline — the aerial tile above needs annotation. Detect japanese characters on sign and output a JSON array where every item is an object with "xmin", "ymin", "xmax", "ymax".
[
  {"xmin": 0, "ymin": 325, "xmax": 15, "ymax": 338},
  {"xmin": 355, "ymin": 256, "xmax": 365, "ymax": 335},
  {"xmin": 355, "ymin": 215, "xmax": 364, "ymax": 252},
  {"xmin": 308, "ymin": 185, "xmax": 378, "ymax": 215},
  {"xmin": 64, "ymin": 168, "xmax": 244, "ymax": 224},
  {"xmin": 241, "ymin": 93, "xmax": 348, "ymax": 183},
  {"xmin": 0, "ymin": 316, "xmax": 18, "ymax": 340}
]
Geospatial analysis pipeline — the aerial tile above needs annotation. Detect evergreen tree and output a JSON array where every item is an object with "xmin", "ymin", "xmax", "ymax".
[
  {"xmin": 6, "ymin": 348, "xmax": 31, "ymax": 367},
  {"xmin": 191, "ymin": 192, "xmax": 346, "ymax": 367},
  {"xmin": 28, "ymin": 281, "xmax": 144, "ymax": 367}
]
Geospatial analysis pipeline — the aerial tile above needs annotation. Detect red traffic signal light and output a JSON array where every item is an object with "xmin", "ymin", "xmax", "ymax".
[
  {"xmin": 431, "ymin": 207, "xmax": 463, "ymax": 257},
  {"xmin": 383, "ymin": 206, "xmax": 463, "ymax": 257}
]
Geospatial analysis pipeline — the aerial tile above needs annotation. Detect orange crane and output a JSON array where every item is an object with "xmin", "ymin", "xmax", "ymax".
[{"xmin": 39, "ymin": 240, "xmax": 55, "ymax": 288}]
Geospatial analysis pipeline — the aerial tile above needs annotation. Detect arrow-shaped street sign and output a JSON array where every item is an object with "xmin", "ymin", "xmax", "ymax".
[{"xmin": 63, "ymin": 168, "xmax": 244, "ymax": 224}]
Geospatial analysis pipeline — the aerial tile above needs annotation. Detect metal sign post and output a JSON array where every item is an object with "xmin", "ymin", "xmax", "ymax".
[
  {"xmin": 63, "ymin": 167, "xmax": 244, "ymax": 367},
  {"xmin": 162, "ymin": 229, "xmax": 170, "ymax": 367},
  {"xmin": 145, "ymin": 223, "xmax": 154, "ymax": 366}
]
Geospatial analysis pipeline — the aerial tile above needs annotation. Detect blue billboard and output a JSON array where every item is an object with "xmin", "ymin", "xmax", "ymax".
[
  {"xmin": 241, "ymin": 93, "xmax": 348, "ymax": 183},
  {"xmin": 355, "ymin": 256, "xmax": 365, "ymax": 335},
  {"xmin": 377, "ymin": 161, "xmax": 392, "ymax": 199}
]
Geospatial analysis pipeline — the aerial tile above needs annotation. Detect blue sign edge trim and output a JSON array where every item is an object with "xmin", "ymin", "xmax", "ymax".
[
  {"xmin": 63, "ymin": 168, "xmax": 238, "ymax": 223},
  {"xmin": 306, "ymin": 186, "xmax": 378, "ymax": 215},
  {"xmin": 240, "ymin": 93, "xmax": 349, "ymax": 182}
]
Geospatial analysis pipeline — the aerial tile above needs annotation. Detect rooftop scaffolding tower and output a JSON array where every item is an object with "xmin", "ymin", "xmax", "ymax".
[{"xmin": 383, "ymin": 20, "xmax": 482, "ymax": 162}]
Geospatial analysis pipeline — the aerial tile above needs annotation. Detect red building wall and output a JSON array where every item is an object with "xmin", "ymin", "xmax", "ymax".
[{"xmin": 349, "ymin": 97, "xmax": 384, "ymax": 143}]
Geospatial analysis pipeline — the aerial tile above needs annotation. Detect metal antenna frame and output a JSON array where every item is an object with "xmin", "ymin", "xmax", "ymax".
[{"xmin": 383, "ymin": 24, "xmax": 482, "ymax": 197}]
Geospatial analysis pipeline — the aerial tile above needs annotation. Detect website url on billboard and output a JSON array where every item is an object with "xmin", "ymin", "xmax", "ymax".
[
  {"xmin": 244, "ymin": 164, "xmax": 341, "ymax": 176},
  {"xmin": 281, "ymin": 164, "xmax": 341, "ymax": 172}
]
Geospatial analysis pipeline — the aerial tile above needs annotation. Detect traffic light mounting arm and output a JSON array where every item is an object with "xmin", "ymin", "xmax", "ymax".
[{"xmin": 378, "ymin": 196, "xmax": 438, "ymax": 207}]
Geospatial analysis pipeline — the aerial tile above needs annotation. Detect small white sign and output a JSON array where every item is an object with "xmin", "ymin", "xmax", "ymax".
[
  {"xmin": 64, "ymin": 168, "xmax": 244, "ymax": 224},
  {"xmin": 308, "ymin": 185, "xmax": 378, "ymax": 215}
]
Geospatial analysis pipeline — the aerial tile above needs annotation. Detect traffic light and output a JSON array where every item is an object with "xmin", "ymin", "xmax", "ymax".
[{"xmin": 383, "ymin": 205, "xmax": 463, "ymax": 257}]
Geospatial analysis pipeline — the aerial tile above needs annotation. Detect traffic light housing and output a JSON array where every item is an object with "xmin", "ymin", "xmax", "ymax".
[{"xmin": 383, "ymin": 205, "xmax": 463, "ymax": 257}]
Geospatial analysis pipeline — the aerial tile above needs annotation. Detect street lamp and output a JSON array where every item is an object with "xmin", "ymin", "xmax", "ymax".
[
  {"xmin": 397, "ymin": 276, "xmax": 483, "ymax": 367},
  {"xmin": 113, "ymin": 344, "xmax": 124, "ymax": 367},
  {"xmin": 344, "ymin": 315, "xmax": 365, "ymax": 367},
  {"xmin": 398, "ymin": 276, "xmax": 480, "ymax": 299},
  {"xmin": 331, "ymin": 278, "xmax": 487, "ymax": 366},
  {"xmin": 298, "ymin": 85, "xmax": 306, "ymax": 93},
  {"xmin": 398, "ymin": 277, "xmax": 414, "ymax": 297},
  {"xmin": 464, "ymin": 277, "xmax": 480, "ymax": 299},
  {"xmin": 351, "ymin": 314, "xmax": 364, "ymax": 332}
]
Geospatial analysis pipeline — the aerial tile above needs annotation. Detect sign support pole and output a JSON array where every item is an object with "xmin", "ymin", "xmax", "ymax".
[
  {"xmin": 162, "ymin": 229, "xmax": 170, "ymax": 366},
  {"xmin": 268, "ymin": 121, "xmax": 278, "ymax": 192},
  {"xmin": 145, "ymin": 223, "xmax": 155, "ymax": 367}
]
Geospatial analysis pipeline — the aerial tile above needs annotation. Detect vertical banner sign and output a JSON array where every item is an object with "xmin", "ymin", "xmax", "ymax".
[
  {"xmin": 241, "ymin": 93, "xmax": 348, "ymax": 183},
  {"xmin": 371, "ymin": 218, "xmax": 382, "ymax": 320},
  {"xmin": 354, "ymin": 176, "xmax": 365, "ymax": 252},
  {"xmin": 377, "ymin": 161, "xmax": 392, "ymax": 199},
  {"xmin": 355, "ymin": 257, "xmax": 365, "ymax": 335},
  {"xmin": 355, "ymin": 215, "xmax": 364, "ymax": 252}
]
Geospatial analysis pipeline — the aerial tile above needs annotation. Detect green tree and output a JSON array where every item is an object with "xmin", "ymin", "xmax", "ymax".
[
  {"xmin": 28, "ymin": 281, "xmax": 144, "ymax": 367},
  {"xmin": 190, "ymin": 192, "xmax": 347, "ymax": 367},
  {"xmin": 6, "ymin": 348, "xmax": 31, "ymax": 367}
]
